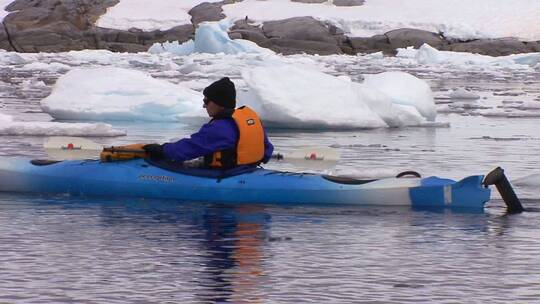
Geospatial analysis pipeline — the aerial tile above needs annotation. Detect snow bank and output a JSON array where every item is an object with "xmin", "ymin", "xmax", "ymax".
[
  {"xmin": 398, "ymin": 44, "xmax": 540, "ymax": 68},
  {"xmin": 96, "ymin": 0, "xmax": 222, "ymax": 31},
  {"xmin": 149, "ymin": 21, "xmax": 274, "ymax": 56},
  {"xmin": 223, "ymin": 0, "xmax": 540, "ymax": 41},
  {"xmin": 241, "ymin": 65, "xmax": 435, "ymax": 128},
  {"xmin": 0, "ymin": 112, "xmax": 125, "ymax": 136},
  {"xmin": 41, "ymin": 67, "xmax": 204, "ymax": 121}
]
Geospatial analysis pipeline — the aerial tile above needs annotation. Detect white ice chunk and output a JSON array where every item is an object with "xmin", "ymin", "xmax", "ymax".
[
  {"xmin": 0, "ymin": 119, "xmax": 125, "ymax": 137},
  {"xmin": 447, "ymin": 88, "xmax": 480, "ymax": 100},
  {"xmin": 19, "ymin": 61, "xmax": 71, "ymax": 72},
  {"xmin": 0, "ymin": 50, "xmax": 27, "ymax": 65},
  {"xmin": 149, "ymin": 21, "xmax": 274, "ymax": 56},
  {"xmin": 398, "ymin": 44, "xmax": 540, "ymax": 68},
  {"xmin": 241, "ymin": 65, "xmax": 436, "ymax": 129},
  {"xmin": 363, "ymin": 71, "xmax": 436, "ymax": 121},
  {"xmin": 41, "ymin": 67, "xmax": 205, "ymax": 121}
]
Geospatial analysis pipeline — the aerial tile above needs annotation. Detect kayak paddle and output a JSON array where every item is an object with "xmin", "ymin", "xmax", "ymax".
[{"xmin": 43, "ymin": 136, "xmax": 340, "ymax": 168}]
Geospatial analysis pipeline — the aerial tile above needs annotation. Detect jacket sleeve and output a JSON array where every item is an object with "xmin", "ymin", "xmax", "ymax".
[
  {"xmin": 262, "ymin": 130, "xmax": 274, "ymax": 163},
  {"xmin": 162, "ymin": 120, "xmax": 239, "ymax": 162}
]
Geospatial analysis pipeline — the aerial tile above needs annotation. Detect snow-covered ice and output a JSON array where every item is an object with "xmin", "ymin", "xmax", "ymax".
[
  {"xmin": 149, "ymin": 21, "xmax": 274, "ymax": 56},
  {"xmin": 242, "ymin": 66, "xmax": 435, "ymax": 128},
  {"xmin": 39, "ymin": 63, "xmax": 438, "ymax": 129},
  {"xmin": 41, "ymin": 67, "xmax": 204, "ymax": 122},
  {"xmin": 97, "ymin": 0, "xmax": 540, "ymax": 41},
  {"xmin": 96, "ymin": 0, "xmax": 222, "ymax": 31},
  {"xmin": 363, "ymin": 71, "xmax": 436, "ymax": 122},
  {"xmin": 0, "ymin": 112, "xmax": 125, "ymax": 136},
  {"xmin": 222, "ymin": 0, "xmax": 540, "ymax": 41},
  {"xmin": 398, "ymin": 44, "xmax": 540, "ymax": 68},
  {"xmin": 446, "ymin": 88, "xmax": 480, "ymax": 100}
]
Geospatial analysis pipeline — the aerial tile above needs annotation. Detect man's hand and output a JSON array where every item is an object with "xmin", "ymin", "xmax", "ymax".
[{"xmin": 142, "ymin": 144, "xmax": 165, "ymax": 160}]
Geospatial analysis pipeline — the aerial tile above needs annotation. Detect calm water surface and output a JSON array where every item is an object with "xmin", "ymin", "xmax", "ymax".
[{"xmin": 1, "ymin": 52, "xmax": 540, "ymax": 302}]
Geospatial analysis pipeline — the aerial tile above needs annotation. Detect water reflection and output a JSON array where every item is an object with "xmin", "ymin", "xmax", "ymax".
[
  {"xmin": 1, "ymin": 194, "xmax": 540, "ymax": 303},
  {"xmin": 196, "ymin": 205, "xmax": 268, "ymax": 303}
]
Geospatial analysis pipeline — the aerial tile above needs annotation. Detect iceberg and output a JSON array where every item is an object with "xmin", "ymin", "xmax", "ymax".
[
  {"xmin": 241, "ymin": 65, "xmax": 436, "ymax": 128},
  {"xmin": 149, "ymin": 21, "xmax": 274, "ymax": 56},
  {"xmin": 41, "ymin": 67, "xmax": 204, "ymax": 121}
]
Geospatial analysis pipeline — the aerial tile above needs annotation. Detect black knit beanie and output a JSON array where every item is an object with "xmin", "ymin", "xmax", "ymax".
[{"xmin": 203, "ymin": 77, "xmax": 236, "ymax": 109}]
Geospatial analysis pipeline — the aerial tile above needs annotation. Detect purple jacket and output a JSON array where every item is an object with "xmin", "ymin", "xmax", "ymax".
[{"xmin": 162, "ymin": 118, "xmax": 274, "ymax": 164}]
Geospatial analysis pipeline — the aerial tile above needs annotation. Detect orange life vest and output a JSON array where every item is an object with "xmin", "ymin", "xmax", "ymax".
[{"xmin": 205, "ymin": 106, "xmax": 265, "ymax": 168}]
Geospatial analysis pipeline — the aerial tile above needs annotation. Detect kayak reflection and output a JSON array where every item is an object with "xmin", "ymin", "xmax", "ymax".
[{"xmin": 196, "ymin": 204, "xmax": 270, "ymax": 304}]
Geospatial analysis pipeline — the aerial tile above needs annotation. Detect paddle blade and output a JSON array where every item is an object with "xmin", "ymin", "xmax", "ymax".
[{"xmin": 44, "ymin": 136, "xmax": 103, "ymax": 160}]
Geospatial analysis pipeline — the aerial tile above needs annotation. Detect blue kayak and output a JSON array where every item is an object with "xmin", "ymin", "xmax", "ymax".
[{"xmin": 0, "ymin": 158, "xmax": 491, "ymax": 209}]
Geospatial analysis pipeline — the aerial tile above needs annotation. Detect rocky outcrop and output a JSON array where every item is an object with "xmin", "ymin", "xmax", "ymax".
[
  {"xmin": 346, "ymin": 29, "xmax": 540, "ymax": 56},
  {"xmin": 189, "ymin": 2, "xmax": 225, "ymax": 26},
  {"xmin": 440, "ymin": 38, "xmax": 540, "ymax": 56},
  {"xmin": 0, "ymin": 23, "xmax": 15, "ymax": 51},
  {"xmin": 0, "ymin": 0, "xmax": 537, "ymax": 56},
  {"xmin": 386, "ymin": 28, "xmax": 447, "ymax": 50},
  {"xmin": 333, "ymin": 0, "xmax": 365, "ymax": 7},
  {"xmin": 188, "ymin": 0, "xmax": 241, "ymax": 26},
  {"xmin": 230, "ymin": 17, "xmax": 345, "ymax": 55},
  {"xmin": 2, "ymin": 0, "xmax": 194, "ymax": 52}
]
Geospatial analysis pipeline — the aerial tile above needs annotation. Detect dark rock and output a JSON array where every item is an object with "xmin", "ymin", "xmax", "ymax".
[
  {"xmin": 525, "ymin": 41, "xmax": 540, "ymax": 52},
  {"xmin": 1, "ymin": 0, "xmax": 193, "ymax": 53},
  {"xmin": 442, "ymin": 38, "xmax": 537, "ymax": 56},
  {"xmin": 385, "ymin": 28, "xmax": 447, "ymax": 50},
  {"xmin": 263, "ymin": 17, "xmax": 339, "ymax": 44},
  {"xmin": 3, "ymin": 0, "xmax": 119, "ymax": 52},
  {"xmin": 0, "ymin": 23, "xmax": 14, "ymax": 51},
  {"xmin": 228, "ymin": 32, "xmax": 242, "ymax": 40},
  {"xmin": 349, "ymin": 35, "xmax": 394, "ymax": 54},
  {"xmin": 333, "ymin": 0, "xmax": 365, "ymax": 6},
  {"xmin": 230, "ymin": 19, "xmax": 269, "ymax": 46},
  {"xmin": 231, "ymin": 29, "xmax": 269, "ymax": 46},
  {"xmin": 267, "ymin": 38, "xmax": 342, "ymax": 55},
  {"xmin": 189, "ymin": 2, "xmax": 225, "ymax": 26},
  {"xmin": 159, "ymin": 24, "xmax": 194, "ymax": 43}
]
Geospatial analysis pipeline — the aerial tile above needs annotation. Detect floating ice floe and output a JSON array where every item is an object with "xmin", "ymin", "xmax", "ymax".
[
  {"xmin": 39, "ymin": 63, "xmax": 440, "ymax": 129},
  {"xmin": 0, "ymin": 112, "xmax": 125, "ymax": 136},
  {"xmin": 41, "ymin": 67, "xmax": 204, "ymax": 121},
  {"xmin": 241, "ymin": 65, "xmax": 437, "ymax": 128},
  {"xmin": 18, "ymin": 61, "xmax": 71, "ymax": 72},
  {"xmin": 148, "ymin": 21, "xmax": 274, "ymax": 56},
  {"xmin": 398, "ymin": 44, "xmax": 540, "ymax": 68},
  {"xmin": 446, "ymin": 88, "xmax": 480, "ymax": 100}
]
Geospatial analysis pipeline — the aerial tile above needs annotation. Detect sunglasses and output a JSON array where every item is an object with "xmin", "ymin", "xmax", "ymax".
[{"xmin": 203, "ymin": 98, "xmax": 210, "ymax": 105}]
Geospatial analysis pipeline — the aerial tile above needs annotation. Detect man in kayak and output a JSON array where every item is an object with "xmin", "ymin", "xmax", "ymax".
[{"xmin": 142, "ymin": 77, "xmax": 274, "ymax": 169}]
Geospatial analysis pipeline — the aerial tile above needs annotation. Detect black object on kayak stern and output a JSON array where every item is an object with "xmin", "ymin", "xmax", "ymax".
[{"xmin": 483, "ymin": 167, "xmax": 524, "ymax": 214}]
